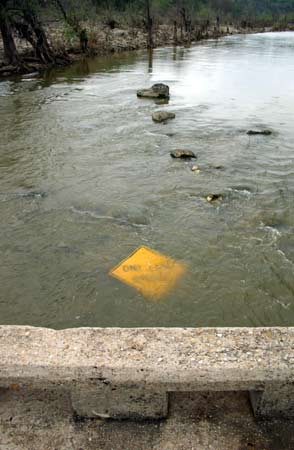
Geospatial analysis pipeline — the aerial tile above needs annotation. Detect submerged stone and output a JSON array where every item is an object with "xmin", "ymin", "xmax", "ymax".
[
  {"xmin": 247, "ymin": 129, "xmax": 272, "ymax": 136},
  {"xmin": 152, "ymin": 111, "xmax": 175, "ymax": 123},
  {"xmin": 155, "ymin": 98, "xmax": 169, "ymax": 105},
  {"xmin": 137, "ymin": 83, "xmax": 170, "ymax": 99},
  {"xmin": 206, "ymin": 194, "xmax": 223, "ymax": 202},
  {"xmin": 210, "ymin": 165, "xmax": 224, "ymax": 170},
  {"xmin": 25, "ymin": 191, "xmax": 47, "ymax": 198},
  {"xmin": 170, "ymin": 150, "xmax": 196, "ymax": 159},
  {"xmin": 0, "ymin": 191, "xmax": 47, "ymax": 199}
]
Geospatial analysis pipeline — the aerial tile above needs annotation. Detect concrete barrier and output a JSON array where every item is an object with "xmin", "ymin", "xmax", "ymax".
[{"xmin": 0, "ymin": 326, "xmax": 293, "ymax": 420}]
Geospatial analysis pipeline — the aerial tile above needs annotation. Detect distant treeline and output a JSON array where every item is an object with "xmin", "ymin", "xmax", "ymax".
[{"xmin": 56, "ymin": 0, "xmax": 294, "ymax": 27}]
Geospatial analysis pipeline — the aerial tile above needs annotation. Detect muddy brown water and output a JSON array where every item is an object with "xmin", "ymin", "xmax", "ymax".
[{"xmin": 0, "ymin": 32, "xmax": 294, "ymax": 328}]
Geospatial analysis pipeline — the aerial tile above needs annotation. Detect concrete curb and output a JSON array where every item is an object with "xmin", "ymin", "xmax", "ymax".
[{"xmin": 0, "ymin": 326, "xmax": 294, "ymax": 419}]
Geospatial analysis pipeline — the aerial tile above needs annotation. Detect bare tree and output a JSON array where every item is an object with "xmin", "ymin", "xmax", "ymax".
[
  {"xmin": 0, "ymin": 0, "xmax": 22, "ymax": 64},
  {"xmin": 146, "ymin": 0, "xmax": 153, "ymax": 48},
  {"xmin": 21, "ymin": 0, "xmax": 55, "ymax": 64}
]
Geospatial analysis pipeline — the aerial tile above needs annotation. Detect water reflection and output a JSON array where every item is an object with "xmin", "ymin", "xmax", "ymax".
[
  {"xmin": 148, "ymin": 49, "xmax": 153, "ymax": 73},
  {"xmin": 75, "ymin": 58, "xmax": 91, "ymax": 77}
]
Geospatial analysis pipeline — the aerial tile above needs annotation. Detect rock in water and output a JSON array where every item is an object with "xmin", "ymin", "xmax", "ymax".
[
  {"xmin": 155, "ymin": 98, "xmax": 169, "ymax": 105},
  {"xmin": 137, "ymin": 83, "xmax": 170, "ymax": 99},
  {"xmin": 247, "ymin": 129, "xmax": 272, "ymax": 136},
  {"xmin": 210, "ymin": 165, "xmax": 224, "ymax": 170},
  {"xmin": 152, "ymin": 83, "xmax": 169, "ymax": 98},
  {"xmin": 206, "ymin": 194, "xmax": 222, "ymax": 202},
  {"xmin": 170, "ymin": 149, "xmax": 196, "ymax": 159},
  {"xmin": 3, "ymin": 191, "xmax": 47, "ymax": 199},
  {"xmin": 152, "ymin": 111, "xmax": 175, "ymax": 123}
]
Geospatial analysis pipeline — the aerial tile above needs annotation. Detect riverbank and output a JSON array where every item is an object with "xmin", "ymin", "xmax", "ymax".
[{"xmin": 0, "ymin": 22, "xmax": 273, "ymax": 78}]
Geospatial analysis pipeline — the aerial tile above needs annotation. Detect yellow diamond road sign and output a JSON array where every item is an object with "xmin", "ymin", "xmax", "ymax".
[{"xmin": 110, "ymin": 246, "xmax": 186, "ymax": 300}]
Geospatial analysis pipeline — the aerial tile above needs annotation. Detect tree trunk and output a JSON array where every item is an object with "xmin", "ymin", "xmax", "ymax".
[
  {"xmin": 0, "ymin": 7, "xmax": 21, "ymax": 65},
  {"xmin": 180, "ymin": 8, "xmax": 188, "ymax": 32},
  {"xmin": 146, "ymin": 0, "xmax": 153, "ymax": 49},
  {"xmin": 54, "ymin": 0, "xmax": 80, "ymax": 34},
  {"xmin": 54, "ymin": 0, "xmax": 68, "ymax": 23},
  {"xmin": 14, "ymin": 21, "xmax": 35, "ymax": 49},
  {"xmin": 173, "ymin": 20, "xmax": 177, "ymax": 43},
  {"xmin": 23, "ymin": 6, "xmax": 55, "ymax": 64}
]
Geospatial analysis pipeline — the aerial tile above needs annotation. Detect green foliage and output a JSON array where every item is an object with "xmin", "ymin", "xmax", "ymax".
[
  {"xmin": 197, "ymin": 4, "xmax": 214, "ymax": 20},
  {"xmin": 62, "ymin": 21, "xmax": 79, "ymax": 44},
  {"xmin": 124, "ymin": 0, "xmax": 294, "ymax": 24},
  {"xmin": 23, "ymin": 0, "xmax": 294, "ymax": 28}
]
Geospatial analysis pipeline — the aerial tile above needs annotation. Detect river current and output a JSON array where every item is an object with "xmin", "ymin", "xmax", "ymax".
[{"xmin": 0, "ymin": 32, "xmax": 294, "ymax": 328}]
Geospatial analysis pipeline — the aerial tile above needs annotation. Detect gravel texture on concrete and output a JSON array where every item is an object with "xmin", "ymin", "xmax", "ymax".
[
  {"xmin": 1, "ymin": 326, "xmax": 294, "ymax": 447},
  {"xmin": 1, "ymin": 326, "xmax": 294, "ymax": 420},
  {"xmin": 0, "ymin": 326, "xmax": 293, "ymax": 389}
]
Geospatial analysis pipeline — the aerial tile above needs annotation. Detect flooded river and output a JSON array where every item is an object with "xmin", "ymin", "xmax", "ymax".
[{"xmin": 0, "ymin": 32, "xmax": 294, "ymax": 328}]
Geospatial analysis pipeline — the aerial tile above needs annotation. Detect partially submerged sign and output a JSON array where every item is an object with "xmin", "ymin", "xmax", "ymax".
[{"xmin": 110, "ymin": 246, "xmax": 186, "ymax": 300}]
